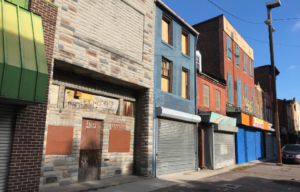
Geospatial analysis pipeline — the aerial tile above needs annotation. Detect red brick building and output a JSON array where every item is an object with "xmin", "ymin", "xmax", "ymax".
[
  {"xmin": 254, "ymin": 65, "xmax": 280, "ymax": 125},
  {"xmin": 197, "ymin": 72, "xmax": 227, "ymax": 115},
  {"xmin": 193, "ymin": 15, "xmax": 255, "ymax": 115}
]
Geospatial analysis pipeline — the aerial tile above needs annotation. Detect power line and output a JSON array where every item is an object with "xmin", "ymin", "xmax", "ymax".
[
  {"xmin": 207, "ymin": 0, "xmax": 300, "ymax": 24},
  {"xmin": 207, "ymin": 0, "xmax": 263, "ymax": 24},
  {"xmin": 243, "ymin": 36, "xmax": 300, "ymax": 48}
]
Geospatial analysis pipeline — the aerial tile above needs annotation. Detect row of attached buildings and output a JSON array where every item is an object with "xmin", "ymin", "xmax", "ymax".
[{"xmin": 0, "ymin": 0, "xmax": 299, "ymax": 191}]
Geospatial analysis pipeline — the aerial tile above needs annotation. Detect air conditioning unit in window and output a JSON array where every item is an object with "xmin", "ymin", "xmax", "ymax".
[{"xmin": 196, "ymin": 50, "xmax": 202, "ymax": 73}]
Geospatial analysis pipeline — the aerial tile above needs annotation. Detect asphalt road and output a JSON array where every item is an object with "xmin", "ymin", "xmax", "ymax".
[{"xmin": 152, "ymin": 161, "xmax": 300, "ymax": 192}]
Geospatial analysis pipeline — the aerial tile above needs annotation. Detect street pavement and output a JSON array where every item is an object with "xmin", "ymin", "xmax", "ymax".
[{"xmin": 152, "ymin": 160, "xmax": 300, "ymax": 192}]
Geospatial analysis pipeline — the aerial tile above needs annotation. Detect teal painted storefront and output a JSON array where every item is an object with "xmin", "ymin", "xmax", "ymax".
[{"xmin": 152, "ymin": 2, "xmax": 199, "ymax": 177}]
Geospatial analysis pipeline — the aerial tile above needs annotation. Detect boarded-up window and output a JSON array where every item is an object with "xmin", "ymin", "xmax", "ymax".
[
  {"xmin": 161, "ymin": 59, "xmax": 172, "ymax": 93},
  {"xmin": 204, "ymin": 85, "xmax": 210, "ymax": 107},
  {"xmin": 109, "ymin": 130, "xmax": 130, "ymax": 152},
  {"xmin": 216, "ymin": 90, "xmax": 220, "ymax": 111},
  {"xmin": 182, "ymin": 68, "xmax": 189, "ymax": 99},
  {"xmin": 46, "ymin": 125, "xmax": 74, "ymax": 155},
  {"xmin": 123, "ymin": 101, "xmax": 134, "ymax": 117},
  {"xmin": 182, "ymin": 30, "xmax": 189, "ymax": 55},
  {"xmin": 162, "ymin": 15, "xmax": 171, "ymax": 44}
]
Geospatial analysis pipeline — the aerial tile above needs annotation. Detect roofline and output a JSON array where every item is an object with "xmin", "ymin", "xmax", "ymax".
[
  {"xmin": 197, "ymin": 71, "xmax": 227, "ymax": 86},
  {"xmin": 155, "ymin": 0, "xmax": 199, "ymax": 36},
  {"xmin": 192, "ymin": 14, "xmax": 223, "ymax": 27},
  {"xmin": 254, "ymin": 65, "xmax": 280, "ymax": 76}
]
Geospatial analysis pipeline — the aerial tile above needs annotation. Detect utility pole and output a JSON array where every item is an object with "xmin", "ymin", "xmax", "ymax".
[{"xmin": 265, "ymin": 0, "xmax": 282, "ymax": 165}]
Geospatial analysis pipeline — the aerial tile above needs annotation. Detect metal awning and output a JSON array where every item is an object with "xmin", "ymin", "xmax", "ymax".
[
  {"xmin": 0, "ymin": 0, "xmax": 48, "ymax": 104},
  {"xmin": 156, "ymin": 107, "xmax": 201, "ymax": 123}
]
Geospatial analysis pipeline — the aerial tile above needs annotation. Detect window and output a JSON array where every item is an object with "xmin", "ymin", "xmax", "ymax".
[
  {"xmin": 216, "ymin": 90, "xmax": 220, "ymax": 111},
  {"xmin": 182, "ymin": 68, "xmax": 190, "ymax": 99},
  {"xmin": 161, "ymin": 58, "xmax": 172, "ymax": 93},
  {"xmin": 244, "ymin": 83, "xmax": 248, "ymax": 101},
  {"xmin": 251, "ymin": 88, "xmax": 254, "ymax": 113},
  {"xmin": 162, "ymin": 14, "xmax": 172, "ymax": 45},
  {"xmin": 249, "ymin": 59, "xmax": 253, "ymax": 77},
  {"xmin": 236, "ymin": 45, "xmax": 240, "ymax": 66},
  {"xmin": 243, "ymin": 52, "xmax": 247, "ymax": 72},
  {"xmin": 227, "ymin": 72, "xmax": 233, "ymax": 103},
  {"xmin": 226, "ymin": 35, "xmax": 231, "ymax": 59},
  {"xmin": 182, "ymin": 29, "xmax": 189, "ymax": 55},
  {"xmin": 237, "ymin": 78, "xmax": 242, "ymax": 107},
  {"xmin": 204, "ymin": 85, "xmax": 210, "ymax": 107}
]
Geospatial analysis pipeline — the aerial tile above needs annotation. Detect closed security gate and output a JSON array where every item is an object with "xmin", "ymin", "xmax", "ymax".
[
  {"xmin": 246, "ymin": 130, "xmax": 256, "ymax": 162},
  {"xmin": 236, "ymin": 127, "xmax": 264, "ymax": 164},
  {"xmin": 157, "ymin": 119, "xmax": 195, "ymax": 176},
  {"xmin": 0, "ymin": 105, "xmax": 16, "ymax": 191},
  {"xmin": 214, "ymin": 132, "xmax": 235, "ymax": 169},
  {"xmin": 265, "ymin": 132, "xmax": 273, "ymax": 158}
]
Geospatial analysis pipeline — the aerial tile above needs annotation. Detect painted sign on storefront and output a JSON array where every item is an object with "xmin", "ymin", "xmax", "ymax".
[
  {"xmin": 209, "ymin": 112, "xmax": 237, "ymax": 127},
  {"xmin": 64, "ymin": 89, "xmax": 119, "ymax": 114},
  {"xmin": 252, "ymin": 117, "xmax": 264, "ymax": 129}
]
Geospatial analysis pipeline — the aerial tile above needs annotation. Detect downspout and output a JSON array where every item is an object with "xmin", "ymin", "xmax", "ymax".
[{"xmin": 194, "ymin": 33, "xmax": 199, "ymax": 170}]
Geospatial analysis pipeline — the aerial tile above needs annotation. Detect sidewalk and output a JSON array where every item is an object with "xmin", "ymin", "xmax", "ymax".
[{"xmin": 42, "ymin": 157, "xmax": 276, "ymax": 192}]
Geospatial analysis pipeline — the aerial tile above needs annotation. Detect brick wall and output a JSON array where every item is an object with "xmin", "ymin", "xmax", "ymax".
[
  {"xmin": 223, "ymin": 31, "xmax": 256, "ymax": 114},
  {"xmin": 6, "ymin": 0, "xmax": 58, "ymax": 191},
  {"xmin": 193, "ymin": 16, "xmax": 222, "ymax": 80},
  {"xmin": 39, "ymin": 0, "xmax": 155, "ymax": 189},
  {"xmin": 197, "ymin": 73, "xmax": 226, "ymax": 115},
  {"xmin": 255, "ymin": 67, "xmax": 271, "ymax": 96}
]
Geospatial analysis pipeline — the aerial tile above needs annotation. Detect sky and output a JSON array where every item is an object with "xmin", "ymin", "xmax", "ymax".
[{"xmin": 161, "ymin": 0, "xmax": 300, "ymax": 100}]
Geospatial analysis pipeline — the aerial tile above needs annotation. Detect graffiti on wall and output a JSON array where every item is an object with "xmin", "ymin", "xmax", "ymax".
[{"xmin": 64, "ymin": 89, "xmax": 119, "ymax": 114}]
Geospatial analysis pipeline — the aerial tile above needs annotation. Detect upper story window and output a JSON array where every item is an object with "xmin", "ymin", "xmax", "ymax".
[
  {"xmin": 226, "ymin": 35, "xmax": 231, "ymax": 59},
  {"xmin": 162, "ymin": 14, "xmax": 172, "ymax": 45},
  {"xmin": 235, "ymin": 45, "xmax": 240, "ymax": 66},
  {"xmin": 243, "ymin": 52, "xmax": 247, "ymax": 73},
  {"xmin": 227, "ymin": 72, "xmax": 233, "ymax": 104},
  {"xmin": 204, "ymin": 85, "xmax": 210, "ymax": 107},
  {"xmin": 182, "ymin": 68, "xmax": 190, "ymax": 99},
  {"xmin": 216, "ymin": 90, "xmax": 220, "ymax": 111},
  {"xmin": 249, "ymin": 59, "xmax": 253, "ymax": 77},
  {"xmin": 181, "ymin": 29, "xmax": 189, "ymax": 56},
  {"xmin": 161, "ymin": 58, "xmax": 172, "ymax": 93}
]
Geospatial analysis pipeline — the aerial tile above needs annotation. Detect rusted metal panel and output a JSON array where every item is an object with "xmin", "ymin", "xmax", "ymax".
[
  {"xmin": 123, "ymin": 101, "xmax": 134, "ymax": 117},
  {"xmin": 78, "ymin": 149, "xmax": 99, "ymax": 182},
  {"xmin": 111, "ymin": 121, "xmax": 126, "ymax": 130},
  {"xmin": 108, "ymin": 130, "xmax": 130, "ymax": 152},
  {"xmin": 45, "ymin": 125, "xmax": 73, "ymax": 155},
  {"xmin": 80, "ymin": 119, "xmax": 101, "ymax": 150}
]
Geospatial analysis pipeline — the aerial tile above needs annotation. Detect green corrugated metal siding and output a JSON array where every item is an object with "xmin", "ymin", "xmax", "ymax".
[
  {"xmin": 0, "ymin": 0, "xmax": 48, "ymax": 103},
  {"xmin": 6, "ymin": 0, "xmax": 28, "ymax": 9}
]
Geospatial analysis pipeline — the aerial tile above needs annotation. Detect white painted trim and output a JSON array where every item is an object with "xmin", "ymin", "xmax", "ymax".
[{"xmin": 156, "ymin": 107, "xmax": 201, "ymax": 123}]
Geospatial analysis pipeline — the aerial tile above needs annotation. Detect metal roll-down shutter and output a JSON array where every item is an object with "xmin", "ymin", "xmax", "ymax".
[
  {"xmin": 214, "ymin": 132, "xmax": 235, "ymax": 169},
  {"xmin": 0, "ymin": 105, "xmax": 16, "ymax": 191},
  {"xmin": 157, "ymin": 119, "xmax": 195, "ymax": 176},
  {"xmin": 265, "ymin": 132, "xmax": 273, "ymax": 158}
]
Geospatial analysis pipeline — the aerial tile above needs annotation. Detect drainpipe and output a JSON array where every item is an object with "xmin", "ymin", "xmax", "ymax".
[{"xmin": 194, "ymin": 33, "xmax": 199, "ymax": 171}]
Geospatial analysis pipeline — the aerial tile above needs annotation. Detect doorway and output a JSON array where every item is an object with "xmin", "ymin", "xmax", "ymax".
[{"xmin": 78, "ymin": 119, "xmax": 101, "ymax": 182}]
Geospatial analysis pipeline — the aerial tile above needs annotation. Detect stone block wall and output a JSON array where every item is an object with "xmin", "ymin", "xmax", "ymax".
[{"xmin": 6, "ymin": 0, "xmax": 58, "ymax": 191}]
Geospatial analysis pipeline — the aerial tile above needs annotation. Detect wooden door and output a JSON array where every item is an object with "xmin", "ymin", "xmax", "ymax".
[{"xmin": 78, "ymin": 119, "xmax": 101, "ymax": 182}]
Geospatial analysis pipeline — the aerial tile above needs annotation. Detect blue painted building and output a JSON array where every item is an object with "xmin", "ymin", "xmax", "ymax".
[{"xmin": 152, "ymin": 0, "xmax": 200, "ymax": 177}]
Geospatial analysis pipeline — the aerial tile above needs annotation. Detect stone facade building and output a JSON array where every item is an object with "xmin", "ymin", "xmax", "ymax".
[{"xmin": 40, "ymin": 0, "xmax": 156, "ymax": 189}]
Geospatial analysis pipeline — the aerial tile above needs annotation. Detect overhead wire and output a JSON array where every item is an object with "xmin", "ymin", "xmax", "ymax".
[{"xmin": 207, "ymin": 0, "xmax": 300, "ymax": 23}]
